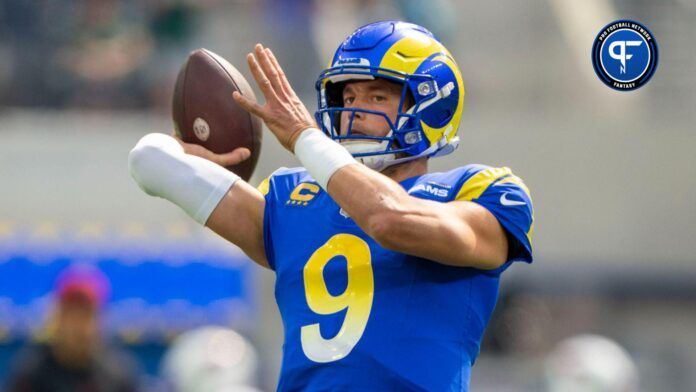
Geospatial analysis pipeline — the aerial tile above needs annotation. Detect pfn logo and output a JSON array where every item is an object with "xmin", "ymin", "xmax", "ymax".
[
  {"xmin": 592, "ymin": 20, "xmax": 658, "ymax": 91},
  {"xmin": 608, "ymin": 40, "xmax": 642, "ymax": 74}
]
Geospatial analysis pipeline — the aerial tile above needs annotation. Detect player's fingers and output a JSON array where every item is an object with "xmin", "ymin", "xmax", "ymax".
[
  {"xmin": 218, "ymin": 147, "xmax": 251, "ymax": 166},
  {"xmin": 246, "ymin": 52, "xmax": 278, "ymax": 103},
  {"xmin": 255, "ymin": 44, "xmax": 285, "ymax": 97},
  {"xmin": 233, "ymin": 91, "xmax": 265, "ymax": 118},
  {"xmin": 265, "ymin": 48, "xmax": 297, "ymax": 97}
]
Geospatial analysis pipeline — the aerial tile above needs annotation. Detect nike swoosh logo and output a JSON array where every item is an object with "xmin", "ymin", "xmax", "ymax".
[{"xmin": 500, "ymin": 192, "xmax": 526, "ymax": 206}]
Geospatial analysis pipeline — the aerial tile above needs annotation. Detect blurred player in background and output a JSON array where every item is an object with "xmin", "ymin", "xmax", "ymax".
[
  {"xmin": 5, "ymin": 265, "xmax": 138, "ymax": 392},
  {"xmin": 162, "ymin": 326, "xmax": 261, "ymax": 392},
  {"xmin": 545, "ymin": 334, "xmax": 639, "ymax": 392},
  {"xmin": 129, "ymin": 21, "xmax": 534, "ymax": 390}
]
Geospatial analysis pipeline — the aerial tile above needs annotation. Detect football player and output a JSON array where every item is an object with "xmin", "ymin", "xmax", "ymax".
[{"xmin": 129, "ymin": 21, "xmax": 534, "ymax": 391}]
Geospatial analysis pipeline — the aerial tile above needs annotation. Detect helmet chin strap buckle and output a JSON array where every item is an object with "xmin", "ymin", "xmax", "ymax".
[{"xmin": 432, "ymin": 136, "xmax": 459, "ymax": 157}]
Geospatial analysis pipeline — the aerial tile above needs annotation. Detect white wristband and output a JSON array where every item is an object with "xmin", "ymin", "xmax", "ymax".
[
  {"xmin": 128, "ymin": 133, "xmax": 240, "ymax": 225},
  {"xmin": 293, "ymin": 128, "xmax": 357, "ymax": 189}
]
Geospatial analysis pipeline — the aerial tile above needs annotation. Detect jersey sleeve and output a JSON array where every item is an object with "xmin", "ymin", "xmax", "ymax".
[
  {"xmin": 257, "ymin": 173, "xmax": 277, "ymax": 270},
  {"xmin": 257, "ymin": 175, "xmax": 271, "ymax": 197},
  {"xmin": 454, "ymin": 166, "xmax": 534, "ymax": 266}
]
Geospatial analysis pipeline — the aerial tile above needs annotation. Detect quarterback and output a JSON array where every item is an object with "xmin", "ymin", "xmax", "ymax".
[{"xmin": 129, "ymin": 21, "xmax": 534, "ymax": 391}]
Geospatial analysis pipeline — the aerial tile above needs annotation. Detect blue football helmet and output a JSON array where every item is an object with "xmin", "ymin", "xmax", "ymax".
[{"xmin": 315, "ymin": 21, "xmax": 465, "ymax": 171}]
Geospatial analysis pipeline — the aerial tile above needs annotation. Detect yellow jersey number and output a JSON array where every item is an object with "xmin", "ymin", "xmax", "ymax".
[{"xmin": 300, "ymin": 233, "xmax": 374, "ymax": 363}]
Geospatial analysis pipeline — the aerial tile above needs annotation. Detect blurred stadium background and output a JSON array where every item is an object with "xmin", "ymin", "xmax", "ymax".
[{"xmin": 1, "ymin": 0, "xmax": 696, "ymax": 390}]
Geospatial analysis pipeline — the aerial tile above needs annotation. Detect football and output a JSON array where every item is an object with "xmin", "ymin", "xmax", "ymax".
[{"xmin": 172, "ymin": 48, "xmax": 262, "ymax": 181}]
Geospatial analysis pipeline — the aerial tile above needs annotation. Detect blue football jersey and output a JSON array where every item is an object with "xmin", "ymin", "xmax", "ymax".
[{"xmin": 258, "ymin": 164, "xmax": 534, "ymax": 391}]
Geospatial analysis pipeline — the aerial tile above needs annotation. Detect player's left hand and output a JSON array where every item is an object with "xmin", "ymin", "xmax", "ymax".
[
  {"xmin": 233, "ymin": 44, "xmax": 316, "ymax": 152},
  {"xmin": 172, "ymin": 132, "xmax": 251, "ymax": 167}
]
